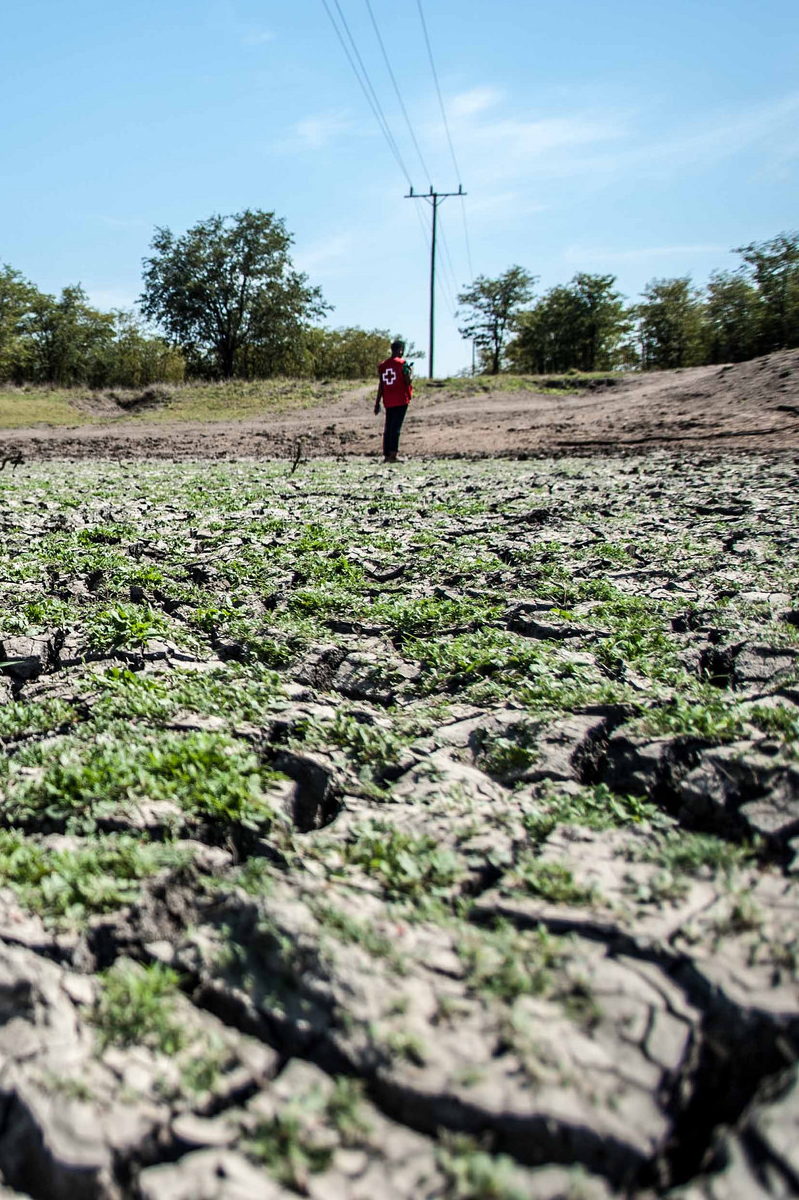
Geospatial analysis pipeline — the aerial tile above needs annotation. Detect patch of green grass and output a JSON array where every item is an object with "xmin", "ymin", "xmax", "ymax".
[
  {"xmin": 248, "ymin": 1076, "xmax": 369, "ymax": 1189},
  {"xmin": 92, "ymin": 960, "xmax": 184, "ymax": 1054},
  {"xmin": 302, "ymin": 711, "xmax": 406, "ymax": 774},
  {"xmin": 515, "ymin": 666, "xmax": 630, "ymax": 714},
  {"xmin": 459, "ymin": 921, "xmax": 565, "ymax": 1004},
  {"xmin": 475, "ymin": 722, "xmax": 540, "ymax": 779},
  {"xmin": 640, "ymin": 696, "xmax": 748, "ymax": 741},
  {"xmin": 0, "ymin": 831, "xmax": 187, "ymax": 923},
  {"xmin": 344, "ymin": 824, "xmax": 463, "ymax": 900},
  {"xmin": 591, "ymin": 542, "xmax": 635, "ymax": 565},
  {"xmin": 0, "ymin": 697, "xmax": 77, "ymax": 740},
  {"xmin": 0, "ymin": 387, "xmax": 84, "ymax": 428},
  {"xmin": 624, "ymin": 869, "xmax": 688, "ymax": 906},
  {"xmin": 512, "ymin": 856, "xmax": 599, "ymax": 906},
  {"xmin": 178, "ymin": 1041, "xmax": 232, "ymax": 1097},
  {"xmin": 524, "ymin": 784, "xmax": 668, "ymax": 838},
  {"xmin": 88, "ymin": 602, "xmax": 169, "ymax": 651},
  {"xmin": 408, "ymin": 628, "xmax": 545, "ymax": 694},
  {"xmin": 436, "ymin": 1135, "xmax": 536, "ymax": 1200},
  {"xmin": 312, "ymin": 901, "xmax": 407, "ymax": 973},
  {"xmin": 9, "ymin": 728, "xmax": 280, "ymax": 828},
  {"xmin": 373, "ymin": 594, "xmax": 502, "ymax": 639},
  {"xmin": 380, "ymin": 1027, "xmax": 428, "ymax": 1066},
  {"xmin": 591, "ymin": 595, "xmax": 682, "ymax": 682},
  {"xmin": 632, "ymin": 830, "xmax": 755, "ymax": 877},
  {"xmin": 748, "ymin": 702, "xmax": 799, "ymax": 742},
  {"xmin": 93, "ymin": 662, "xmax": 283, "ymax": 725},
  {"xmin": 0, "ymin": 379, "xmax": 358, "ymax": 430}
]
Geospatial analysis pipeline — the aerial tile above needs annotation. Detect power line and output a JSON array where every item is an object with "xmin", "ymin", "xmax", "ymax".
[
  {"xmin": 363, "ymin": 0, "xmax": 432, "ymax": 187},
  {"xmin": 415, "ymin": 0, "xmax": 462, "ymax": 180},
  {"xmin": 437, "ymin": 213, "xmax": 462, "ymax": 311},
  {"xmin": 459, "ymin": 195, "xmax": 475, "ymax": 282},
  {"xmin": 320, "ymin": 0, "xmax": 413, "ymax": 187},
  {"xmin": 330, "ymin": 0, "xmax": 413, "ymax": 184},
  {"xmin": 433, "ymin": 204, "xmax": 460, "ymax": 304},
  {"xmin": 415, "ymin": 0, "xmax": 474, "ymax": 284},
  {"xmin": 321, "ymin": 0, "xmax": 436, "ymax": 325}
]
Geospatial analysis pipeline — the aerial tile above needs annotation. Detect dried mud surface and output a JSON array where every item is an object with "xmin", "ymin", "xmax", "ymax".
[
  {"xmin": 1, "ymin": 349, "xmax": 799, "ymax": 462},
  {"xmin": 0, "ymin": 453, "xmax": 797, "ymax": 1198}
]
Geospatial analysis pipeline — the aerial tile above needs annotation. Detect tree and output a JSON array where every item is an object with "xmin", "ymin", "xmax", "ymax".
[
  {"xmin": 735, "ymin": 231, "xmax": 799, "ymax": 354},
  {"xmin": 140, "ymin": 210, "xmax": 329, "ymax": 378},
  {"xmin": 0, "ymin": 265, "xmax": 39, "ymax": 382},
  {"xmin": 93, "ymin": 312, "xmax": 185, "ymax": 388},
  {"xmin": 704, "ymin": 270, "xmax": 762, "ymax": 363},
  {"xmin": 24, "ymin": 286, "xmax": 115, "ymax": 385},
  {"xmin": 457, "ymin": 267, "xmax": 536, "ymax": 374},
  {"xmin": 298, "ymin": 327, "xmax": 425, "ymax": 379},
  {"xmin": 507, "ymin": 273, "xmax": 635, "ymax": 373},
  {"xmin": 637, "ymin": 277, "xmax": 706, "ymax": 370}
]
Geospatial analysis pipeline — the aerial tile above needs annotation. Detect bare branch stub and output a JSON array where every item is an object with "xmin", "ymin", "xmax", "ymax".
[{"xmin": 290, "ymin": 437, "xmax": 305, "ymax": 476}]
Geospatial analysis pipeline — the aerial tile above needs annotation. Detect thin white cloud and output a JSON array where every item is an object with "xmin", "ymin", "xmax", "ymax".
[
  {"xmin": 529, "ymin": 91, "xmax": 799, "ymax": 188},
  {"xmin": 466, "ymin": 190, "xmax": 546, "ymax": 220},
  {"xmin": 431, "ymin": 93, "xmax": 626, "ymax": 187},
  {"xmin": 242, "ymin": 29, "xmax": 275, "ymax": 46},
  {"xmin": 276, "ymin": 111, "xmax": 353, "ymax": 152},
  {"xmin": 422, "ymin": 86, "xmax": 799, "ymax": 196},
  {"xmin": 448, "ymin": 87, "xmax": 502, "ymax": 119},
  {"xmin": 592, "ymin": 91, "xmax": 799, "ymax": 177}
]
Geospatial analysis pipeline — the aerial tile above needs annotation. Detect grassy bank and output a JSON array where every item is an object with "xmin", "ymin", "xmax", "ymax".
[
  {"xmin": 0, "ymin": 372, "xmax": 616, "ymax": 430},
  {"xmin": 0, "ymin": 378, "xmax": 362, "ymax": 429}
]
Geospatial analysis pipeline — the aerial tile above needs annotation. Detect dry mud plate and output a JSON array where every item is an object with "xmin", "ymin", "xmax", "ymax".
[{"xmin": 0, "ymin": 452, "xmax": 797, "ymax": 1199}]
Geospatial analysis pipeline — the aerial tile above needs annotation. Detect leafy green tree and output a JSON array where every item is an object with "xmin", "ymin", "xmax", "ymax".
[
  {"xmin": 93, "ymin": 312, "xmax": 185, "ymax": 387},
  {"xmin": 0, "ymin": 265, "xmax": 40, "ymax": 382},
  {"xmin": 507, "ymin": 273, "xmax": 635, "ymax": 373},
  {"xmin": 24, "ymin": 286, "xmax": 115, "ymax": 385},
  {"xmin": 637, "ymin": 277, "xmax": 706, "ymax": 369},
  {"xmin": 140, "ymin": 210, "xmax": 328, "ymax": 378},
  {"xmin": 300, "ymin": 327, "xmax": 424, "ymax": 379},
  {"xmin": 735, "ymin": 231, "xmax": 799, "ymax": 353},
  {"xmin": 457, "ymin": 267, "xmax": 537, "ymax": 374},
  {"xmin": 704, "ymin": 270, "xmax": 762, "ymax": 363},
  {"xmin": 313, "ymin": 327, "xmax": 393, "ymax": 378}
]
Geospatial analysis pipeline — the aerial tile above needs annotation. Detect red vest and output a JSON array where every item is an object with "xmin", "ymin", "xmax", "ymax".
[{"xmin": 378, "ymin": 357, "xmax": 412, "ymax": 407}]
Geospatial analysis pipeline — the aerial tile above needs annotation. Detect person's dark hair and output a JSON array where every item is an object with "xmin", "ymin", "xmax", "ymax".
[{"xmin": 391, "ymin": 339, "xmax": 405, "ymax": 356}]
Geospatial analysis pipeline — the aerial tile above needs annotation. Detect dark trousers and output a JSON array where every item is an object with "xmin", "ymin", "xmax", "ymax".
[{"xmin": 383, "ymin": 404, "xmax": 407, "ymax": 457}]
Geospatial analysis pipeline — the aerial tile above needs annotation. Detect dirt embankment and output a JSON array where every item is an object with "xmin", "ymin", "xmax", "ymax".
[{"xmin": 1, "ymin": 349, "xmax": 798, "ymax": 462}]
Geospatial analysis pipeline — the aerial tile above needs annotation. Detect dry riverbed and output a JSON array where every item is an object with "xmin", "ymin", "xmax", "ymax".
[{"xmin": 0, "ymin": 453, "xmax": 797, "ymax": 1199}]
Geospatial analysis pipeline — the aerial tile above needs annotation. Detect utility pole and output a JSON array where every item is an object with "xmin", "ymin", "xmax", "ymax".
[{"xmin": 406, "ymin": 184, "xmax": 465, "ymax": 380}]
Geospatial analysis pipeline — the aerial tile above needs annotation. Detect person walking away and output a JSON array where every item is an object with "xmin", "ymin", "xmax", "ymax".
[{"xmin": 375, "ymin": 339, "xmax": 412, "ymax": 462}]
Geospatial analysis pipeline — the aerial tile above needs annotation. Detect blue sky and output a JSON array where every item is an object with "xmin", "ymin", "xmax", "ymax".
[{"xmin": 2, "ymin": 0, "xmax": 798, "ymax": 374}]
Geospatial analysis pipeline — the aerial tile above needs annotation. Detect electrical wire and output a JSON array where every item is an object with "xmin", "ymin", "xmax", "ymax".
[
  {"xmin": 459, "ymin": 195, "xmax": 475, "ymax": 282},
  {"xmin": 364, "ymin": 0, "xmax": 433, "ymax": 187},
  {"xmin": 437, "ymin": 212, "xmax": 462, "ymax": 315},
  {"xmin": 320, "ymin": 0, "xmax": 414, "ymax": 187},
  {"xmin": 415, "ymin": 0, "xmax": 461, "ymax": 180},
  {"xmin": 320, "ymin": 0, "xmax": 465, "ymax": 354},
  {"xmin": 415, "ymin": 0, "xmax": 475, "ymax": 284},
  {"xmin": 319, "ymin": 0, "xmax": 435, "ymax": 281}
]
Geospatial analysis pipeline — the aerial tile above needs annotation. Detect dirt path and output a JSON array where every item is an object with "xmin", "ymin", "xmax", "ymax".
[{"xmin": 2, "ymin": 350, "xmax": 799, "ymax": 461}]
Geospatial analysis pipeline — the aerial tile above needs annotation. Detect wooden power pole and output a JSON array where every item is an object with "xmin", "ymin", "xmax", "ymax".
[{"xmin": 406, "ymin": 184, "xmax": 464, "ymax": 380}]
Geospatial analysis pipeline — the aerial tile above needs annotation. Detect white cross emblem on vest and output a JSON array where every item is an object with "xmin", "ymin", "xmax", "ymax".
[{"xmin": 382, "ymin": 368, "xmax": 397, "ymax": 386}]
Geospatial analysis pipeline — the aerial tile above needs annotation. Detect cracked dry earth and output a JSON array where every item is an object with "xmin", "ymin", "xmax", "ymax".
[{"xmin": 0, "ymin": 454, "xmax": 797, "ymax": 1200}]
